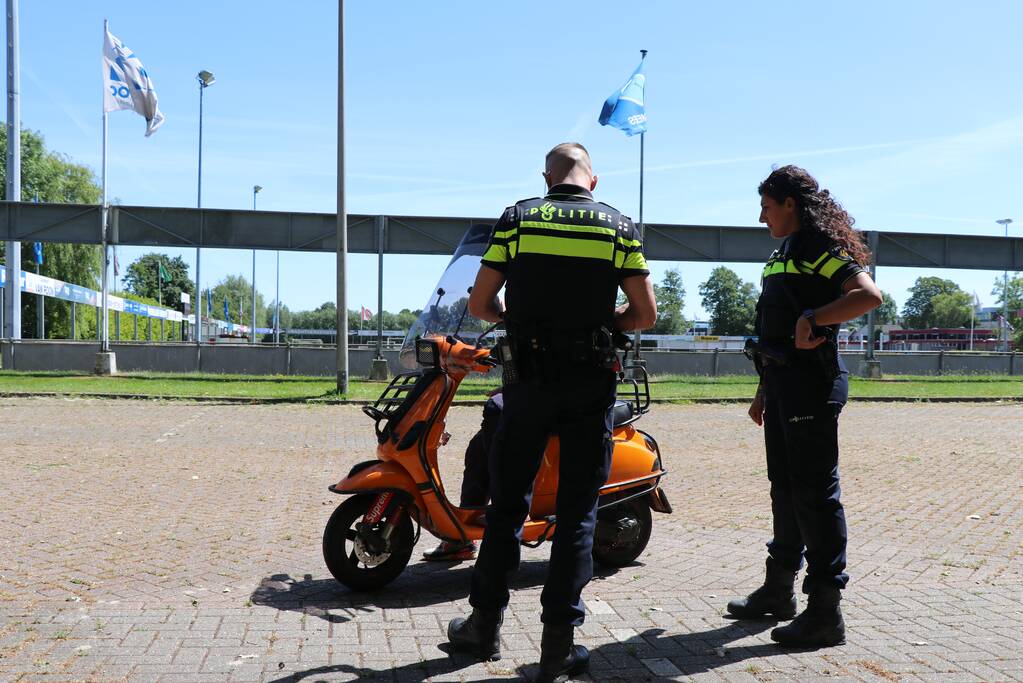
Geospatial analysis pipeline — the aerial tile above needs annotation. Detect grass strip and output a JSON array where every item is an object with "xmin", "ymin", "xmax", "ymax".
[{"xmin": 1, "ymin": 371, "xmax": 1022, "ymax": 402}]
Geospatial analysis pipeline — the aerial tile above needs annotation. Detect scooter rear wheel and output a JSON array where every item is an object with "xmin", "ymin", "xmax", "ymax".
[
  {"xmin": 592, "ymin": 496, "xmax": 653, "ymax": 568},
  {"xmin": 323, "ymin": 494, "xmax": 414, "ymax": 591}
]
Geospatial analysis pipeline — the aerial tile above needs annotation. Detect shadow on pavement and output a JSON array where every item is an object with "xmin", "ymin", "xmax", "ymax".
[
  {"xmin": 252, "ymin": 557, "xmax": 610, "ymax": 623},
  {"xmin": 260, "ymin": 620, "xmax": 784, "ymax": 683},
  {"xmin": 587, "ymin": 622, "xmax": 790, "ymax": 679},
  {"xmin": 263, "ymin": 653, "xmax": 520, "ymax": 683}
]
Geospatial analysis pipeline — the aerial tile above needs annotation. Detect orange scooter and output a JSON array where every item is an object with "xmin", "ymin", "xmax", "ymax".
[{"xmin": 322, "ymin": 225, "xmax": 672, "ymax": 591}]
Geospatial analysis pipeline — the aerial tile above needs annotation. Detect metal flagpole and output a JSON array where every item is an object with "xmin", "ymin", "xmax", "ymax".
[
  {"xmin": 35, "ymin": 249, "xmax": 42, "ymax": 338},
  {"xmin": 251, "ymin": 249, "xmax": 256, "ymax": 343},
  {"xmin": 274, "ymin": 251, "xmax": 280, "ymax": 344},
  {"xmin": 633, "ymin": 48, "xmax": 647, "ymax": 359},
  {"xmin": 376, "ymin": 216, "xmax": 384, "ymax": 359},
  {"xmin": 969, "ymin": 296, "xmax": 975, "ymax": 352},
  {"xmin": 251, "ymin": 185, "xmax": 260, "ymax": 344},
  {"xmin": 98, "ymin": 20, "xmax": 111, "ymax": 361},
  {"xmin": 336, "ymin": 0, "xmax": 349, "ymax": 394},
  {"xmin": 997, "ymin": 219, "xmax": 1013, "ymax": 352},
  {"xmin": 4, "ymin": 0, "xmax": 21, "ymax": 343}
]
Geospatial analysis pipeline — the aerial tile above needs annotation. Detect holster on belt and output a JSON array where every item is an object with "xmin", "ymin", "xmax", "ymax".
[
  {"xmin": 501, "ymin": 324, "xmax": 617, "ymax": 384},
  {"xmin": 744, "ymin": 338, "xmax": 790, "ymax": 377},
  {"xmin": 743, "ymin": 335, "xmax": 840, "ymax": 384}
]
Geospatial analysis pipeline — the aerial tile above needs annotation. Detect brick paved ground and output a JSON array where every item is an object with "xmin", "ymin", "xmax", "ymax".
[{"xmin": 0, "ymin": 397, "xmax": 1020, "ymax": 682}]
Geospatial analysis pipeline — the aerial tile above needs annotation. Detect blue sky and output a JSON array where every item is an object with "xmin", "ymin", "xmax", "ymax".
[{"xmin": 13, "ymin": 0, "xmax": 1023, "ymax": 320}]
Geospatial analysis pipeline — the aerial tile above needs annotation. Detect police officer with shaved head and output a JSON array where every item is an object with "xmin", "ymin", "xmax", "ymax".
[{"xmin": 447, "ymin": 142, "xmax": 657, "ymax": 682}]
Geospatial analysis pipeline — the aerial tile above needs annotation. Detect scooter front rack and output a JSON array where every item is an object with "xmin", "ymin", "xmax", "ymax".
[{"xmin": 362, "ymin": 369, "xmax": 436, "ymax": 444}]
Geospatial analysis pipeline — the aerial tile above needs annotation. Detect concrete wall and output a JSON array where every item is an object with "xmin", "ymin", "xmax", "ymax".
[
  {"xmin": 1, "ymin": 340, "xmax": 1019, "ymax": 377},
  {"xmin": 0, "ymin": 341, "xmax": 404, "ymax": 378}
]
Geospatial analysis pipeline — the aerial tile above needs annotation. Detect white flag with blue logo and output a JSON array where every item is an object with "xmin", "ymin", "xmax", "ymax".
[
  {"xmin": 103, "ymin": 27, "xmax": 165, "ymax": 136},
  {"xmin": 599, "ymin": 59, "xmax": 647, "ymax": 137}
]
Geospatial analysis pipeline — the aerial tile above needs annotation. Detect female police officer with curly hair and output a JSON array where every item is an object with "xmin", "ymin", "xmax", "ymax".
[{"xmin": 726, "ymin": 165, "xmax": 882, "ymax": 647}]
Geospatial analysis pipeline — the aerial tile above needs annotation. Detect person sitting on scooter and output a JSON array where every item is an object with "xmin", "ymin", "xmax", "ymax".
[
  {"xmin": 422, "ymin": 392, "xmax": 502, "ymax": 561},
  {"xmin": 446, "ymin": 142, "xmax": 657, "ymax": 683}
]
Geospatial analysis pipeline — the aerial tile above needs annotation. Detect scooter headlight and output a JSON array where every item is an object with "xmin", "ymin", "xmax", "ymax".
[{"xmin": 415, "ymin": 338, "xmax": 438, "ymax": 367}]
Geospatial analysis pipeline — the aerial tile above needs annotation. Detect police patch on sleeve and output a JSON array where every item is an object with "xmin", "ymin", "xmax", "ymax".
[{"xmin": 828, "ymin": 244, "xmax": 853, "ymax": 262}]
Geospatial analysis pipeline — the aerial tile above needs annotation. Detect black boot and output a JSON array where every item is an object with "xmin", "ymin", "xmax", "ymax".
[
  {"xmin": 771, "ymin": 585, "xmax": 845, "ymax": 647},
  {"xmin": 726, "ymin": 557, "xmax": 797, "ymax": 619},
  {"xmin": 447, "ymin": 608, "xmax": 503, "ymax": 661},
  {"xmin": 534, "ymin": 623, "xmax": 589, "ymax": 683}
]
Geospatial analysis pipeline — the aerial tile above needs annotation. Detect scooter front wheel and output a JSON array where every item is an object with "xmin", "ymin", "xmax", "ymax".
[
  {"xmin": 592, "ymin": 496, "xmax": 653, "ymax": 568},
  {"xmin": 323, "ymin": 494, "xmax": 414, "ymax": 591}
]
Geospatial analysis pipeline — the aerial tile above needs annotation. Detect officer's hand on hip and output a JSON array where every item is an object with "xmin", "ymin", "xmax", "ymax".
[{"xmin": 794, "ymin": 316, "xmax": 826, "ymax": 350}]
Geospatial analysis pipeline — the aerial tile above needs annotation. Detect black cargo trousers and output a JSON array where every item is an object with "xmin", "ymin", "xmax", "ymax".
[
  {"xmin": 458, "ymin": 396, "xmax": 502, "ymax": 508},
  {"xmin": 762, "ymin": 362, "xmax": 850, "ymax": 593},
  {"xmin": 469, "ymin": 366, "xmax": 616, "ymax": 626}
]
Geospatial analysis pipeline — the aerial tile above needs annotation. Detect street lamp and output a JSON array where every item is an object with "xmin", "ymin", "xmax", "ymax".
[
  {"xmin": 251, "ymin": 185, "xmax": 261, "ymax": 344},
  {"xmin": 194, "ymin": 69, "xmax": 214, "ymax": 346},
  {"xmin": 997, "ymin": 218, "xmax": 1013, "ymax": 352}
]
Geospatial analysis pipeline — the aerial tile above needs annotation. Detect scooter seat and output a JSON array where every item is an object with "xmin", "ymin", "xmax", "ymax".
[{"xmin": 612, "ymin": 400, "xmax": 634, "ymax": 428}]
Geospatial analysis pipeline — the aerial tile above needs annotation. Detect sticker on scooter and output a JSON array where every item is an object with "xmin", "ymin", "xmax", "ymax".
[{"xmin": 363, "ymin": 492, "xmax": 395, "ymax": 524}]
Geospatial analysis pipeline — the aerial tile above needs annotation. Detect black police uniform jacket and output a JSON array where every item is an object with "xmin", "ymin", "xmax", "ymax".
[
  {"xmin": 756, "ymin": 228, "xmax": 865, "ymax": 403},
  {"xmin": 480, "ymin": 183, "xmax": 649, "ymax": 333}
]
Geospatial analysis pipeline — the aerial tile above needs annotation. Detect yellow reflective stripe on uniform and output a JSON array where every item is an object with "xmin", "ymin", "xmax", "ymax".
[
  {"xmin": 763, "ymin": 258, "xmax": 815, "ymax": 277},
  {"xmin": 519, "ymin": 220, "xmax": 616, "ymax": 238},
  {"xmin": 622, "ymin": 251, "xmax": 647, "ymax": 270},
  {"xmin": 806, "ymin": 251, "xmax": 830, "ymax": 269},
  {"xmin": 509, "ymin": 241, "xmax": 518, "ymax": 259},
  {"xmin": 616, "ymin": 236, "xmax": 642, "ymax": 248},
  {"xmin": 493, "ymin": 228, "xmax": 517, "ymax": 240},
  {"xmin": 518, "ymin": 234, "xmax": 614, "ymax": 260},
  {"xmin": 482, "ymin": 244, "xmax": 508, "ymax": 263},
  {"xmin": 614, "ymin": 251, "xmax": 625, "ymax": 268},
  {"xmin": 819, "ymin": 256, "xmax": 846, "ymax": 279}
]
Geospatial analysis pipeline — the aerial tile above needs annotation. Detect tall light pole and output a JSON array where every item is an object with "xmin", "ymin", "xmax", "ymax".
[
  {"xmin": 997, "ymin": 218, "xmax": 1013, "ymax": 352},
  {"xmin": 251, "ymin": 184, "xmax": 261, "ymax": 344},
  {"xmin": 266, "ymin": 182, "xmax": 280, "ymax": 345},
  {"xmin": 195, "ymin": 69, "xmax": 214, "ymax": 350},
  {"xmin": 336, "ymin": 0, "xmax": 348, "ymax": 393},
  {"xmin": 274, "ymin": 248, "xmax": 281, "ymax": 345}
]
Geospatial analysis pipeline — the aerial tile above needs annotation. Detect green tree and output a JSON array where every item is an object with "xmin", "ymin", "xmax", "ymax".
[
  {"xmin": 281, "ymin": 301, "xmax": 337, "ymax": 341},
  {"xmin": 203, "ymin": 275, "xmax": 266, "ymax": 330},
  {"xmin": 851, "ymin": 290, "xmax": 898, "ymax": 328},
  {"xmin": 123, "ymin": 253, "xmax": 194, "ymax": 308},
  {"xmin": 875, "ymin": 291, "xmax": 898, "ymax": 325},
  {"xmin": 397, "ymin": 308, "xmax": 421, "ymax": 331},
  {"xmin": 0, "ymin": 127, "xmax": 102, "ymax": 338},
  {"xmin": 651, "ymin": 267, "xmax": 688, "ymax": 335},
  {"xmin": 993, "ymin": 274, "xmax": 1023, "ymax": 348},
  {"xmin": 268, "ymin": 303, "xmax": 425, "ymax": 343},
  {"xmin": 698, "ymin": 266, "xmax": 758, "ymax": 336},
  {"xmin": 930, "ymin": 291, "xmax": 973, "ymax": 328},
  {"xmin": 901, "ymin": 276, "xmax": 963, "ymax": 328},
  {"xmin": 992, "ymin": 273, "xmax": 1023, "ymax": 318}
]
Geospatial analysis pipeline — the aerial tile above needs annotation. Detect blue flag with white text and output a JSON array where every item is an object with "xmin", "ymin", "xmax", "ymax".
[
  {"xmin": 223, "ymin": 298, "xmax": 230, "ymax": 323},
  {"xmin": 599, "ymin": 59, "xmax": 647, "ymax": 137},
  {"xmin": 33, "ymin": 242, "xmax": 43, "ymax": 266}
]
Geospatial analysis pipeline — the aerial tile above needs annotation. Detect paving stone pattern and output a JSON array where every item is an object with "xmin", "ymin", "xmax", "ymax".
[{"xmin": 0, "ymin": 397, "xmax": 1020, "ymax": 682}]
